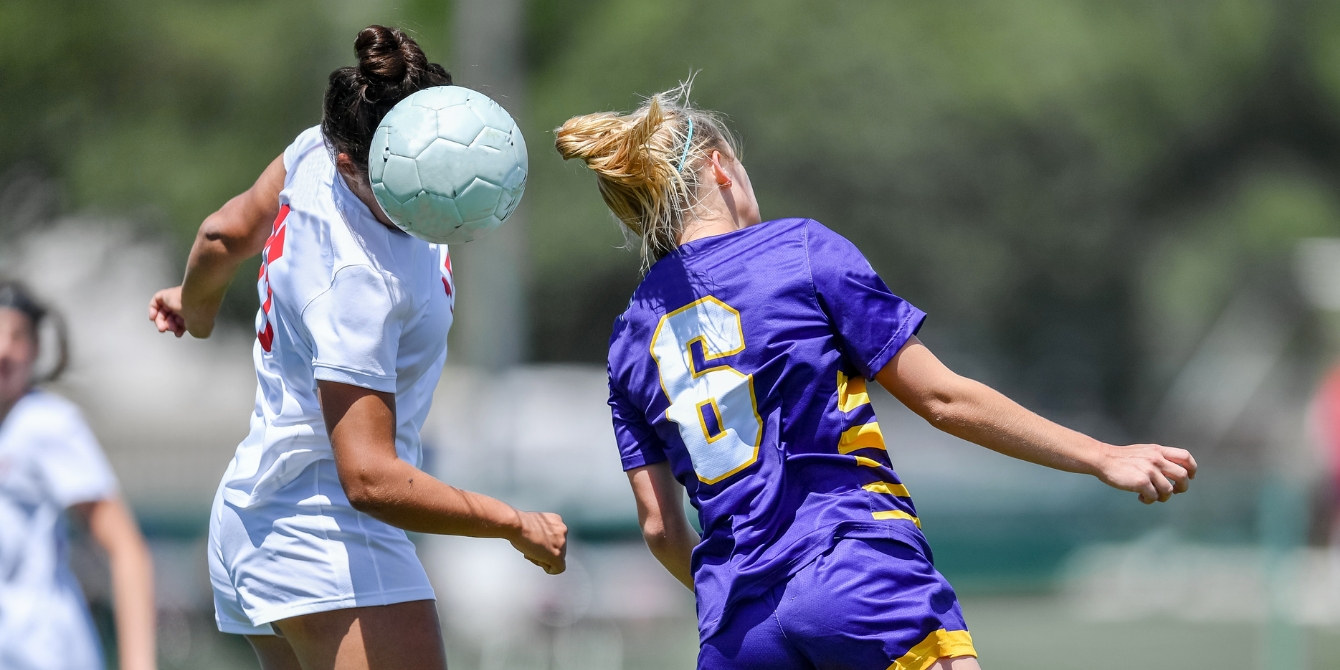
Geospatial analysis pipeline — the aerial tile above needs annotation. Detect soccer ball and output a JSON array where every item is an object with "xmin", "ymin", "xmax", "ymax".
[{"xmin": 368, "ymin": 86, "xmax": 528, "ymax": 244}]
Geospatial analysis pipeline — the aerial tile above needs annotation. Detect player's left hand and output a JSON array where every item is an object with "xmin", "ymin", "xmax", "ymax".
[
  {"xmin": 1094, "ymin": 443, "xmax": 1197, "ymax": 504},
  {"xmin": 509, "ymin": 510, "xmax": 568, "ymax": 575},
  {"xmin": 148, "ymin": 286, "xmax": 187, "ymax": 337}
]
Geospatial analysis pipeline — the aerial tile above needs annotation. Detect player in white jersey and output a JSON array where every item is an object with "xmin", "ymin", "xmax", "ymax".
[
  {"xmin": 147, "ymin": 26, "xmax": 566, "ymax": 670},
  {"xmin": 0, "ymin": 281, "xmax": 157, "ymax": 670}
]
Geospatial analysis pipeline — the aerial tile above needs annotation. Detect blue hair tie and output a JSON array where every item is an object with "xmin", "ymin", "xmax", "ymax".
[{"xmin": 677, "ymin": 117, "xmax": 695, "ymax": 172}]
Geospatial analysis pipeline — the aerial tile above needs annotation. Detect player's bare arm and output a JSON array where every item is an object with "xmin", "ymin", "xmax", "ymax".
[
  {"xmin": 878, "ymin": 335, "xmax": 1197, "ymax": 504},
  {"xmin": 318, "ymin": 380, "xmax": 568, "ymax": 574},
  {"xmin": 627, "ymin": 462, "xmax": 698, "ymax": 590},
  {"xmin": 76, "ymin": 497, "xmax": 157, "ymax": 670},
  {"xmin": 148, "ymin": 154, "xmax": 285, "ymax": 339}
]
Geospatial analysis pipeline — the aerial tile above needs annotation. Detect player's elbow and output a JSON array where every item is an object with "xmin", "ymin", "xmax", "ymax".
[
  {"xmin": 339, "ymin": 468, "xmax": 396, "ymax": 514},
  {"xmin": 909, "ymin": 374, "xmax": 982, "ymax": 432},
  {"xmin": 640, "ymin": 517, "xmax": 676, "ymax": 554},
  {"xmin": 922, "ymin": 397, "xmax": 958, "ymax": 430},
  {"xmin": 643, "ymin": 516, "xmax": 697, "ymax": 560},
  {"xmin": 198, "ymin": 211, "xmax": 239, "ymax": 247},
  {"xmin": 198, "ymin": 202, "xmax": 267, "ymax": 257},
  {"xmin": 918, "ymin": 388, "xmax": 974, "ymax": 432},
  {"xmin": 640, "ymin": 517, "xmax": 666, "ymax": 546}
]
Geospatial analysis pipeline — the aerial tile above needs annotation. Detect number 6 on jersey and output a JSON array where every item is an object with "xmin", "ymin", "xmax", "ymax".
[{"xmin": 651, "ymin": 297, "xmax": 763, "ymax": 484}]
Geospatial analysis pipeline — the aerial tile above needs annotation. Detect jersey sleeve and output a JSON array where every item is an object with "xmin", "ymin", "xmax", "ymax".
[
  {"xmin": 33, "ymin": 405, "xmax": 118, "ymax": 508},
  {"xmin": 608, "ymin": 371, "xmax": 669, "ymax": 471},
  {"xmin": 805, "ymin": 221, "xmax": 926, "ymax": 379},
  {"xmin": 302, "ymin": 265, "xmax": 403, "ymax": 393}
]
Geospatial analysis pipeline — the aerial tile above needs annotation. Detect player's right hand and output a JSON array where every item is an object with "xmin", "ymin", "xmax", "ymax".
[
  {"xmin": 509, "ymin": 510, "xmax": 568, "ymax": 575},
  {"xmin": 1095, "ymin": 443, "xmax": 1197, "ymax": 504},
  {"xmin": 148, "ymin": 286, "xmax": 187, "ymax": 338}
]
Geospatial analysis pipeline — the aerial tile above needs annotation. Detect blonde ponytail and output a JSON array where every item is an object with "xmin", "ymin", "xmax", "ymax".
[{"xmin": 555, "ymin": 84, "xmax": 737, "ymax": 270}]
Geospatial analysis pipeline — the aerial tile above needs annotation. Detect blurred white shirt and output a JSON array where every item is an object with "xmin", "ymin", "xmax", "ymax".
[{"xmin": 0, "ymin": 390, "xmax": 117, "ymax": 670}]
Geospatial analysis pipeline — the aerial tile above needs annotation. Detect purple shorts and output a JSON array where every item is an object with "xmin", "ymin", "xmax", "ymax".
[{"xmin": 699, "ymin": 537, "xmax": 976, "ymax": 670}]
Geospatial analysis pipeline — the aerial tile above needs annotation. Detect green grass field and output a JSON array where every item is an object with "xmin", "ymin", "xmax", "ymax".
[
  {"xmin": 604, "ymin": 596, "xmax": 1340, "ymax": 670},
  {"xmin": 144, "ymin": 592, "xmax": 1340, "ymax": 670}
]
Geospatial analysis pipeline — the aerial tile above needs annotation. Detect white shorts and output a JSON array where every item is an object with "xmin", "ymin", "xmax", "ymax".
[{"xmin": 208, "ymin": 459, "xmax": 436, "ymax": 635}]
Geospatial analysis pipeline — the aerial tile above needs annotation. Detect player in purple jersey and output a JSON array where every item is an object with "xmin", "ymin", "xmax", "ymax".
[{"xmin": 555, "ymin": 86, "xmax": 1198, "ymax": 670}]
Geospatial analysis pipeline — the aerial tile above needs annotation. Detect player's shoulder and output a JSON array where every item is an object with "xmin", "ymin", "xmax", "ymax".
[
  {"xmin": 263, "ymin": 209, "xmax": 338, "ymax": 308},
  {"xmin": 710, "ymin": 217, "xmax": 814, "ymax": 251},
  {"xmin": 3, "ymin": 390, "xmax": 89, "ymax": 441},
  {"xmin": 795, "ymin": 218, "xmax": 852, "ymax": 248},
  {"xmin": 617, "ymin": 218, "xmax": 816, "ymax": 314},
  {"xmin": 795, "ymin": 218, "xmax": 871, "ymax": 272},
  {"xmin": 279, "ymin": 126, "xmax": 336, "ymax": 211},
  {"xmin": 769, "ymin": 216, "xmax": 817, "ymax": 236},
  {"xmin": 609, "ymin": 270, "xmax": 674, "ymax": 358},
  {"xmin": 283, "ymin": 125, "xmax": 327, "ymax": 172},
  {"xmin": 694, "ymin": 217, "xmax": 817, "ymax": 266}
]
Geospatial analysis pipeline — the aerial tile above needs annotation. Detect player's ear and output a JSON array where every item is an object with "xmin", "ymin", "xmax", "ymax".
[
  {"xmin": 334, "ymin": 153, "xmax": 361, "ymax": 180},
  {"xmin": 710, "ymin": 150, "xmax": 733, "ymax": 188}
]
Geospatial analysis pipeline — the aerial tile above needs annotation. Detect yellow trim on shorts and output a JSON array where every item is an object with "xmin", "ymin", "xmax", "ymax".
[
  {"xmin": 871, "ymin": 509, "xmax": 922, "ymax": 528},
  {"xmin": 887, "ymin": 628, "xmax": 977, "ymax": 670}
]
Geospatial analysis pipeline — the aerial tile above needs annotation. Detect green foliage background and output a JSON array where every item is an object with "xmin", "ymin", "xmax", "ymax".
[{"xmin": 4, "ymin": 0, "xmax": 1340, "ymax": 437}]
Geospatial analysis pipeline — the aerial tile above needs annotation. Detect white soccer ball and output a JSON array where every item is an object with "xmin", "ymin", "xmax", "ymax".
[{"xmin": 368, "ymin": 86, "xmax": 528, "ymax": 244}]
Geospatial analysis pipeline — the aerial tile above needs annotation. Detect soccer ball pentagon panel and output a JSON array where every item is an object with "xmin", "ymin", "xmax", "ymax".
[{"xmin": 369, "ymin": 86, "xmax": 528, "ymax": 244}]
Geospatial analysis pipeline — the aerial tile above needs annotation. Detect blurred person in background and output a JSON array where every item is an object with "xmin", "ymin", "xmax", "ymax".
[
  {"xmin": 1312, "ymin": 364, "xmax": 1340, "ymax": 545},
  {"xmin": 147, "ymin": 26, "xmax": 566, "ymax": 670},
  {"xmin": 0, "ymin": 280, "xmax": 156, "ymax": 670},
  {"xmin": 557, "ymin": 89, "xmax": 1198, "ymax": 670}
]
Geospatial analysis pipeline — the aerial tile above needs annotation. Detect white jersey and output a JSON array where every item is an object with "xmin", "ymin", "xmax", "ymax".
[
  {"xmin": 220, "ymin": 126, "xmax": 455, "ymax": 508},
  {"xmin": 210, "ymin": 126, "xmax": 449, "ymax": 632},
  {"xmin": 0, "ymin": 390, "xmax": 117, "ymax": 670}
]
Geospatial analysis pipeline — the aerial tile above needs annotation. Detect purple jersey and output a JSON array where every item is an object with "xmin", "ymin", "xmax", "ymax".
[{"xmin": 607, "ymin": 218, "xmax": 928, "ymax": 638}]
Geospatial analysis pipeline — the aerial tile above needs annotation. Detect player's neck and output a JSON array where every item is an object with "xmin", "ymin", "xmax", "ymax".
[
  {"xmin": 336, "ymin": 168, "xmax": 399, "ymax": 231},
  {"xmin": 678, "ymin": 215, "xmax": 744, "ymax": 245},
  {"xmin": 677, "ymin": 199, "xmax": 760, "ymax": 246}
]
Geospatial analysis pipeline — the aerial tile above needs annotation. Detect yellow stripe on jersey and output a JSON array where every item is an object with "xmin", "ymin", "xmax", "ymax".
[
  {"xmin": 887, "ymin": 628, "xmax": 977, "ymax": 670},
  {"xmin": 871, "ymin": 510, "xmax": 921, "ymax": 528},
  {"xmin": 837, "ymin": 370, "xmax": 870, "ymax": 412},
  {"xmin": 838, "ymin": 421, "xmax": 886, "ymax": 454},
  {"xmin": 863, "ymin": 481, "xmax": 911, "ymax": 497},
  {"xmin": 855, "ymin": 456, "xmax": 883, "ymax": 468}
]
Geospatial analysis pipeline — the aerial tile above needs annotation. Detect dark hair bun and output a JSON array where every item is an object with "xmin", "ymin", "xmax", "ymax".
[
  {"xmin": 355, "ymin": 25, "xmax": 425, "ymax": 85},
  {"xmin": 322, "ymin": 25, "xmax": 452, "ymax": 177}
]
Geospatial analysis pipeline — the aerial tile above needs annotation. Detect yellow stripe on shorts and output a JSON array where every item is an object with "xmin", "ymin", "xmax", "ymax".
[{"xmin": 887, "ymin": 628, "xmax": 977, "ymax": 670}]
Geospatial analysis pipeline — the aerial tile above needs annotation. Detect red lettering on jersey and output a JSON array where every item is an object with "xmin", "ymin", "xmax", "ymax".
[
  {"xmin": 267, "ymin": 219, "xmax": 287, "ymax": 264},
  {"xmin": 257, "ymin": 205, "xmax": 291, "ymax": 352},
  {"xmin": 441, "ymin": 251, "xmax": 454, "ymax": 297},
  {"xmin": 258, "ymin": 321, "xmax": 275, "ymax": 352}
]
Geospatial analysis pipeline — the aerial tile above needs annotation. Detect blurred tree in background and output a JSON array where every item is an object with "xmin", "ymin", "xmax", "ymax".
[{"xmin": 3, "ymin": 0, "xmax": 1340, "ymax": 452}]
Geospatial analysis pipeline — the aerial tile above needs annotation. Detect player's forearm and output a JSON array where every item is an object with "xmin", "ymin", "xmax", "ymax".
[
  {"xmin": 109, "ymin": 540, "xmax": 157, "ymax": 670},
  {"xmin": 179, "ymin": 210, "xmax": 262, "ymax": 335},
  {"xmin": 179, "ymin": 157, "xmax": 282, "ymax": 336},
  {"xmin": 925, "ymin": 376, "xmax": 1108, "ymax": 476},
  {"xmin": 88, "ymin": 500, "xmax": 156, "ymax": 670},
  {"xmin": 343, "ymin": 458, "xmax": 526, "ymax": 540}
]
